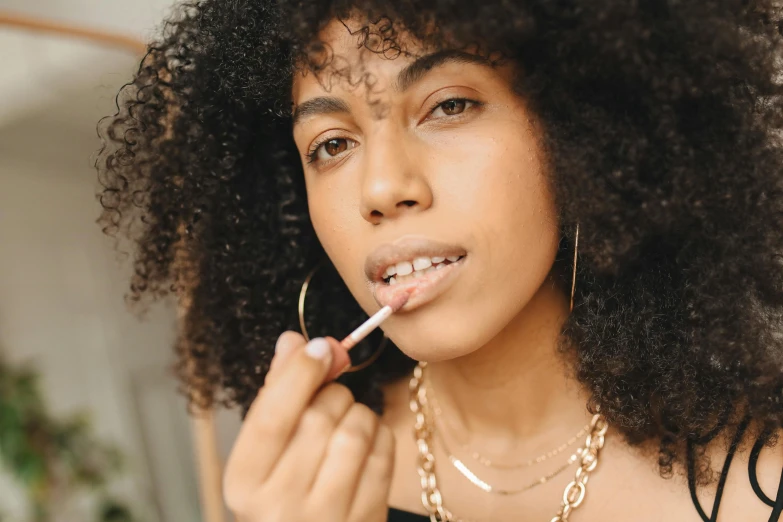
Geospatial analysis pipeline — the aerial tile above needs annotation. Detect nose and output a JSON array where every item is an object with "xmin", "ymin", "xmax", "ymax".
[{"xmin": 359, "ymin": 129, "xmax": 433, "ymax": 225}]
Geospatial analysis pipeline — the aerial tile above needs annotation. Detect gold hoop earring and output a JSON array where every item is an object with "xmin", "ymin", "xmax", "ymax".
[
  {"xmin": 298, "ymin": 261, "xmax": 388, "ymax": 372},
  {"xmin": 570, "ymin": 223, "xmax": 580, "ymax": 313}
]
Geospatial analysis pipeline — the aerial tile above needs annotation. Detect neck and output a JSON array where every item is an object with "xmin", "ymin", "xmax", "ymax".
[{"xmin": 425, "ymin": 275, "xmax": 591, "ymax": 446}]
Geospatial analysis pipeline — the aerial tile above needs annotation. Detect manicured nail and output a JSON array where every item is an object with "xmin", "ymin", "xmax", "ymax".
[{"xmin": 305, "ymin": 337, "xmax": 330, "ymax": 360}]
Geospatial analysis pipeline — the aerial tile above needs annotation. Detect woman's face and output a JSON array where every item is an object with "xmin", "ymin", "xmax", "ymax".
[{"xmin": 291, "ymin": 20, "xmax": 560, "ymax": 361}]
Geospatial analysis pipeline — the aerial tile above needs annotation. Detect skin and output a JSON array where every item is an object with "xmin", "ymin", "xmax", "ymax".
[{"xmin": 222, "ymin": 18, "xmax": 783, "ymax": 522}]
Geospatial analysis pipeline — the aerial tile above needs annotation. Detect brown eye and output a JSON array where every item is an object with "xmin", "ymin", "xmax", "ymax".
[
  {"xmin": 323, "ymin": 138, "xmax": 348, "ymax": 156},
  {"xmin": 307, "ymin": 137, "xmax": 357, "ymax": 165},
  {"xmin": 440, "ymin": 99, "xmax": 467, "ymax": 116},
  {"xmin": 428, "ymin": 98, "xmax": 479, "ymax": 121}
]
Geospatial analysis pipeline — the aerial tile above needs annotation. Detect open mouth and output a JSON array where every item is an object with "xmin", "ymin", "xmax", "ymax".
[
  {"xmin": 382, "ymin": 255, "xmax": 466, "ymax": 285},
  {"xmin": 372, "ymin": 254, "xmax": 468, "ymax": 311}
]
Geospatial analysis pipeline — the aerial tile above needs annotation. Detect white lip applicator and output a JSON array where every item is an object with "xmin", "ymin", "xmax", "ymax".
[{"xmin": 340, "ymin": 290, "xmax": 412, "ymax": 350}]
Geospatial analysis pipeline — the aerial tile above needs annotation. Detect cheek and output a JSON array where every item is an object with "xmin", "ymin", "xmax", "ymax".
[
  {"xmin": 307, "ymin": 183, "xmax": 369, "ymax": 296},
  {"xmin": 486, "ymin": 135, "xmax": 558, "ymax": 281},
  {"xmin": 436, "ymin": 118, "xmax": 558, "ymax": 247},
  {"xmin": 308, "ymin": 186, "xmax": 354, "ymax": 258},
  {"xmin": 437, "ymin": 118, "xmax": 559, "ymax": 296}
]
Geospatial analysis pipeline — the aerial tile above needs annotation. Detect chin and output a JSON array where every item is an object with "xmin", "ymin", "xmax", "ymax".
[
  {"xmin": 393, "ymin": 340, "xmax": 474, "ymax": 364},
  {"xmin": 383, "ymin": 308, "xmax": 494, "ymax": 363}
]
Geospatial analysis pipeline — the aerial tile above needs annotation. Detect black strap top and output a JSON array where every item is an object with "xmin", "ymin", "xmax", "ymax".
[
  {"xmin": 388, "ymin": 507, "xmax": 431, "ymax": 521},
  {"xmin": 388, "ymin": 420, "xmax": 783, "ymax": 522}
]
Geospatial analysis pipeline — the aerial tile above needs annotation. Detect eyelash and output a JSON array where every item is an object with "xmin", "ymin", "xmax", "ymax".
[{"xmin": 305, "ymin": 97, "xmax": 482, "ymax": 165}]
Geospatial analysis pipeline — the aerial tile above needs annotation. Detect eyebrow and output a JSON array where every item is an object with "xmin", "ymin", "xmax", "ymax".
[{"xmin": 291, "ymin": 50, "xmax": 492, "ymax": 127}]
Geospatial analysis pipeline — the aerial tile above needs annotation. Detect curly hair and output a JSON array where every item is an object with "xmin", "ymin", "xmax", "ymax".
[{"xmin": 95, "ymin": 0, "xmax": 783, "ymax": 480}]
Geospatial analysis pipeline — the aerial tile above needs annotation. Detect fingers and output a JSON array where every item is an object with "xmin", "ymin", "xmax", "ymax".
[
  {"xmin": 267, "ymin": 330, "xmax": 303, "ymax": 376},
  {"xmin": 270, "ymin": 334, "xmax": 350, "ymax": 384},
  {"xmin": 347, "ymin": 423, "xmax": 396, "ymax": 522},
  {"xmin": 224, "ymin": 334, "xmax": 333, "ymax": 502},
  {"xmin": 266, "ymin": 382, "xmax": 355, "ymax": 492},
  {"xmin": 324, "ymin": 336, "xmax": 352, "ymax": 381},
  {"xmin": 223, "ymin": 329, "xmax": 381, "ymax": 520},
  {"xmin": 309, "ymin": 403, "xmax": 381, "ymax": 519}
]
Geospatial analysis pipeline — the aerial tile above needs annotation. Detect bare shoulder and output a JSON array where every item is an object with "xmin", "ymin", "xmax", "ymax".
[
  {"xmin": 700, "ymin": 426, "xmax": 783, "ymax": 522},
  {"xmin": 527, "ymin": 422, "xmax": 783, "ymax": 522}
]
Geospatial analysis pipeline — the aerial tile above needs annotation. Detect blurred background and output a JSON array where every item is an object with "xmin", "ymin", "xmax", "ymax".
[{"xmin": 0, "ymin": 1, "xmax": 241, "ymax": 521}]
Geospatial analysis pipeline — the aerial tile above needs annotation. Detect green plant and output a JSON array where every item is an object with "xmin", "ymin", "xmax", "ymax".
[{"xmin": 0, "ymin": 356, "xmax": 137, "ymax": 522}]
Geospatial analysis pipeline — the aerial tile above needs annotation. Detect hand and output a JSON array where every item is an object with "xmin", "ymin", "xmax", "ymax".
[{"xmin": 223, "ymin": 331, "xmax": 395, "ymax": 522}]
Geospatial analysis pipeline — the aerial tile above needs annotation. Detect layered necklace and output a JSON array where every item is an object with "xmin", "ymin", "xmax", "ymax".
[
  {"xmin": 428, "ymin": 383, "xmax": 588, "ymax": 495},
  {"xmin": 409, "ymin": 361, "xmax": 609, "ymax": 522}
]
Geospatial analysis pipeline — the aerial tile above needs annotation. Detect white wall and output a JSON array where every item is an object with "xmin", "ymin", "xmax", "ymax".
[{"xmin": 0, "ymin": 24, "xmax": 242, "ymax": 521}]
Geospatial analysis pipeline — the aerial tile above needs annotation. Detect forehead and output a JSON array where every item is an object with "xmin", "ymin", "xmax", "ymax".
[
  {"xmin": 290, "ymin": 18, "xmax": 510, "ymax": 124},
  {"xmin": 291, "ymin": 18, "xmax": 427, "ymax": 104}
]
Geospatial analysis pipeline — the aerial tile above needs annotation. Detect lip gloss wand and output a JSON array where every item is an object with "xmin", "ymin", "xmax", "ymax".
[{"xmin": 340, "ymin": 290, "xmax": 411, "ymax": 351}]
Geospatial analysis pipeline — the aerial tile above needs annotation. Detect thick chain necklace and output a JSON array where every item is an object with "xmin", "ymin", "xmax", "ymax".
[{"xmin": 409, "ymin": 361, "xmax": 609, "ymax": 522}]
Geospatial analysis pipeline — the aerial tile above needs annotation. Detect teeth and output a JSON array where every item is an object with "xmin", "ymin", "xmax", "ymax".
[
  {"xmin": 395, "ymin": 261, "xmax": 413, "ymax": 276},
  {"xmin": 413, "ymin": 257, "xmax": 433, "ymax": 271},
  {"xmin": 383, "ymin": 255, "xmax": 464, "ymax": 283}
]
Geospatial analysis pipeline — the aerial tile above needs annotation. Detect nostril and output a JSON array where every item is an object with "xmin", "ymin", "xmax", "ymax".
[{"xmin": 366, "ymin": 200, "xmax": 418, "ymax": 222}]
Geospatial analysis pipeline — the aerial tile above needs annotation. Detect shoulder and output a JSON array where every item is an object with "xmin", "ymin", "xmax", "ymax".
[{"xmin": 694, "ymin": 426, "xmax": 783, "ymax": 522}]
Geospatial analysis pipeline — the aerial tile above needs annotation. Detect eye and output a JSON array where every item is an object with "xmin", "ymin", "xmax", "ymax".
[
  {"xmin": 306, "ymin": 137, "xmax": 357, "ymax": 164},
  {"xmin": 428, "ymin": 98, "xmax": 480, "ymax": 120}
]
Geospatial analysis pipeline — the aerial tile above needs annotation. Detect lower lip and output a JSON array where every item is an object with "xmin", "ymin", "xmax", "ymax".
[{"xmin": 372, "ymin": 257, "xmax": 467, "ymax": 312}]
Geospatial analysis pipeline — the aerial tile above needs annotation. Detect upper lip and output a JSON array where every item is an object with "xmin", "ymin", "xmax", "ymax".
[{"xmin": 364, "ymin": 236, "xmax": 468, "ymax": 282}]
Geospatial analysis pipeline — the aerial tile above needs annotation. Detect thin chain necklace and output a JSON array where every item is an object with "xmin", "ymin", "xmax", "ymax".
[
  {"xmin": 434, "ymin": 424, "xmax": 579, "ymax": 495},
  {"xmin": 410, "ymin": 361, "xmax": 609, "ymax": 522},
  {"xmin": 426, "ymin": 381, "xmax": 589, "ymax": 470},
  {"xmin": 425, "ymin": 379, "xmax": 580, "ymax": 494}
]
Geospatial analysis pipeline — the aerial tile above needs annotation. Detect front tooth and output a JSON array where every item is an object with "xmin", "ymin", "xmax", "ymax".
[
  {"xmin": 412, "ymin": 271, "xmax": 423, "ymax": 278},
  {"xmin": 385, "ymin": 265, "xmax": 397, "ymax": 277},
  {"xmin": 435, "ymin": 263, "xmax": 446, "ymax": 270},
  {"xmin": 413, "ymin": 257, "xmax": 433, "ymax": 271},
  {"xmin": 431, "ymin": 256, "xmax": 446, "ymax": 263},
  {"xmin": 446, "ymin": 255, "xmax": 460, "ymax": 262},
  {"xmin": 396, "ymin": 260, "xmax": 413, "ymax": 276},
  {"xmin": 388, "ymin": 276, "xmax": 397, "ymax": 285}
]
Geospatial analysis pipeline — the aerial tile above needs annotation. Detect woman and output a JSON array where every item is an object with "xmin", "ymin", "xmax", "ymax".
[{"xmin": 96, "ymin": 1, "xmax": 783, "ymax": 520}]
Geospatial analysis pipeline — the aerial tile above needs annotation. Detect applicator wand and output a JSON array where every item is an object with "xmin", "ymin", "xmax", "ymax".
[{"xmin": 340, "ymin": 290, "xmax": 412, "ymax": 350}]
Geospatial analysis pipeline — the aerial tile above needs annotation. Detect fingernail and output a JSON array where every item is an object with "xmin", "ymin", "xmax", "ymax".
[{"xmin": 305, "ymin": 337, "xmax": 330, "ymax": 360}]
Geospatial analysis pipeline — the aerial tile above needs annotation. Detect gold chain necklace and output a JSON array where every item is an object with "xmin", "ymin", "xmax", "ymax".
[
  {"xmin": 425, "ymin": 380, "xmax": 580, "ymax": 494},
  {"xmin": 427, "ymin": 381, "xmax": 589, "ymax": 470},
  {"xmin": 410, "ymin": 361, "xmax": 609, "ymax": 522},
  {"xmin": 435, "ymin": 426, "xmax": 579, "ymax": 495}
]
